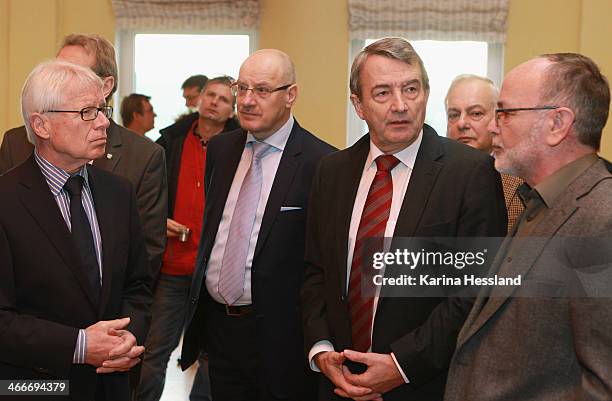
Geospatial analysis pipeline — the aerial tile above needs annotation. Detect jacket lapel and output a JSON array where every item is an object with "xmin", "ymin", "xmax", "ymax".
[
  {"xmin": 253, "ymin": 122, "xmax": 303, "ymax": 258},
  {"xmin": 87, "ymin": 166, "xmax": 114, "ymax": 317},
  {"xmin": 93, "ymin": 119, "xmax": 122, "ymax": 172},
  {"xmin": 456, "ymin": 161, "xmax": 610, "ymax": 348},
  {"xmin": 201, "ymin": 131, "xmax": 246, "ymax": 262},
  {"xmin": 337, "ymin": 135, "xmax": 371, "ymax": 294},
  {"xmin": 17, "ymin": 157, "xmax": 99, "ymax": 311},
  {"xmin": 393, "ymin": 126, "xmax": 444, "ymax": 237}
]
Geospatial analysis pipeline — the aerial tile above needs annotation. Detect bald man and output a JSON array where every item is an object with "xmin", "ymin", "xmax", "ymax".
[
  {"xmin": 446, "ymin": 75, "xmax": 524, "ymax": 230},
  {"xmin": 180, "ymin": 49, "xmax": 336, "ymax": 401}
]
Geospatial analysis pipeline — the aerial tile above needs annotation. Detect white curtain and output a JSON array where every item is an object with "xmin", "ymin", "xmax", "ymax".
[
  {"xmin": 348, "ymin": 0, "xmax": 509, "ymax": 42},
  {"xmin": 112, "ymin": 0, "xmax": 260, "ymax": 30}
]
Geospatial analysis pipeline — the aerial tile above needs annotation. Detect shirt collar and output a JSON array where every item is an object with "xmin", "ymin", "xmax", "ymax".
[
  {"xmin": 534, "ymin": 153, "xmax": 598, "ymax": 207},
  {"xmin": 246, "ymin": 114, "xmax": 294, "ymax": 151},
  {"xmin": 34, "ymin": 150, "xmax": 89, "ymax": 196},
  {"xmin": 367, "ymin": 129, "xmax": 423, "ymax": 170}
]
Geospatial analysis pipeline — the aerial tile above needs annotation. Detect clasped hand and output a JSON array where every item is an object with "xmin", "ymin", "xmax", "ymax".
[
  {"xmin": 315, "ymin": 349, "xmax": 404, "ymax": 401},
  {"xmin": 85, "ymin": 317, "xmax": 144, "ymax": 374}
]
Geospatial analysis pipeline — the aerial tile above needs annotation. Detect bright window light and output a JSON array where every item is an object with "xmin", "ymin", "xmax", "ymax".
[{"xmin": 133, "ymin": 34, "xmax": 250, "ymax": 141}]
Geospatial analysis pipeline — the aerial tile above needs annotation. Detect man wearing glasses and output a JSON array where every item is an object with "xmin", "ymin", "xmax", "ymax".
[
  {"xmin": 0, "ymin": 60, "xmax": 152, "ymax": 401},
  {"xmin": 180, "ymin": 49, "xmax": 335, "ymax": 401},
  {"xmin": 445, "ymin": 53, "xmax": 612, "ymax": 400},
  {"xmin": 0, "ymin": 33, "xmax": 167, "ymax": 283}
]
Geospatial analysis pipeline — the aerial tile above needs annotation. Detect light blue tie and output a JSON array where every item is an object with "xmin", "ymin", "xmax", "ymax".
[{"xmin": 218, "ymin": 141, "xmax": 272, "ymax": 305}]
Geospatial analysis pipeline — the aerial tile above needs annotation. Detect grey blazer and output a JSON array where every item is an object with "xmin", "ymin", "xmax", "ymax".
[{"xmin": 445, "ymin": 159, "xmax": 612, "ymax": 401}]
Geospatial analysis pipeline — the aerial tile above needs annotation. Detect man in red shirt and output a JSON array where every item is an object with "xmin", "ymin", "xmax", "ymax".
[{"xmin": 136, "ymin": 76, "xmax": 236, "ymax": 401}]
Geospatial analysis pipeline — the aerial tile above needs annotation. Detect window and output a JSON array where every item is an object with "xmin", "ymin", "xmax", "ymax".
[
  {"xmin": 347, "ymin": 39, "xmax": 503, "ymax": 146},
  {"xmin": 116, "ymin": 32, "xmax": 254, "ymax": 141}
]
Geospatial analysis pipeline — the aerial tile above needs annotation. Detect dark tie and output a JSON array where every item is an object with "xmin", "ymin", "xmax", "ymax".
[
  {"xmin": 64, "ymin": 175, "xmax": 100, "ymax": 305},
  {"xmin": 348, "ymin": 155, "xmax": 400, "ymax": 352}
]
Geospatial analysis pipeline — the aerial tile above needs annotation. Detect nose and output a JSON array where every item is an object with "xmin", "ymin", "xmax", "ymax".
[
  {"xmin": 94, "ymin": 109, "xmax": 110, "ymax": 129},
  {"xmin": 457, "ymin": 113, "xmax": 469, "ymax": 130},
  {"xmin": 239, "ymin": 90, "xmax": 256, "ymax": 108},
  {"xmin": 390, "ymin": 90, "xmax": 407, "ymax": 113},
  {"xmin": 487, "ymin": 114, "xmax": 499, "ymax": 136}
]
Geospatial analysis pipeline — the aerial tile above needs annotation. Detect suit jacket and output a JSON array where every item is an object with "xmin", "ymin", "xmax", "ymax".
[
  {"xmin": 445, "ymin": 159, "xmax": 612, "ymax": 401},
  {"xmin": 0, "ymin": 156, "xmax": 153, "ymax": 401},
  {"xmin": 181, "ymin": 120, "xmax": 336, "ymax": 398},
  {"xmin": 156, "ymin": 112, "xmax": 239, "ymax": 217},
  {"xmin": 301, "ymin": 126, "xmax": 508, "ymax": 401},
  {"xmin": 0, "ymin": 121, "xmax": 168, "ymax": 277}
]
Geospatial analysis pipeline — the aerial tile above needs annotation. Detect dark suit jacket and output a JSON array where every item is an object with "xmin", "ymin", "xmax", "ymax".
[
  {"xmin": 301, "ymin": 126, "xmax": 508, "ymax": 401},
  {"xmin": 0, "ymin": 121, "xmax": 168, "ymax": 277},
  {"xmin": 0, "ymin": 156, "xmax": 153, "ymax": 401},
  {"xmin": 445, "ymin": 160, "xmax": 612, "ymax": 401},
  {"xmin": 181, "ymin": 120, "xmax": 336, "ymax": 398},
  {"xmin": 156, "ymin": 112, "xmax": 239, "ymax": 217}
]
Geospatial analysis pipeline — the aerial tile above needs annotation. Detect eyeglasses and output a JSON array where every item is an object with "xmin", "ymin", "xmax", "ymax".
[
  {"xmin": 46, "ymin": 106, "xmax": 113, "ymax": 121},
  {"xmin": 494, "ymin": 106, "xmax": 559, "ymax": 125},
  {"xmin": 231, "ymin": 82, "xmax": 292, "ymax": 99}
]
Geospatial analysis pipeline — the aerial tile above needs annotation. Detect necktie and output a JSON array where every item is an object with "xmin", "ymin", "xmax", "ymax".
[
  {"xmin": 64, "ymin": 175, "xmax": 100, "ymax": 305},
  {"xmin": 218, "ymin": 141, "xmax": 272, "ymax": 305},
  {"xmin": 348, "ymin": 154, "xmax": 400, "ymax": 352}
]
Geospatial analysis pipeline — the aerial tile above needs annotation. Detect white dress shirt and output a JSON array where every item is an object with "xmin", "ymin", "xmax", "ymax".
[
  {"xmin": 205, "ymin": 116, "xmax": 294, "ymax": 305},
  {"xmin": 309, "ymin": 131, "xmax": 423, "ymax": 383}
]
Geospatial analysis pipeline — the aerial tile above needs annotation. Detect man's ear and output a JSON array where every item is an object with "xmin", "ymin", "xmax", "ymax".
[
  {"xmin": 102, "ymin": 76, "xmax": 115, "ymax": 100},
  {"xmin": 350, "ymin": 93, "xmax": 365, "ymax": 120},
  {"xmin": 29, "ymin": 113, "xmax": 51, "ymax": 140},
  {"xmin": 285, "ymin": 84, "xmax": 298, "ymax": 109},
  {"xmin": 546, "ymin": 107, "xmax": 574, "ymax": 147}
]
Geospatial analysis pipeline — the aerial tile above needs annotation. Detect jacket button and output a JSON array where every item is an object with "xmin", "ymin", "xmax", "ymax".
[{"xmin": 191, "ymin": 297, "xmax": 197, "ymax": 305}]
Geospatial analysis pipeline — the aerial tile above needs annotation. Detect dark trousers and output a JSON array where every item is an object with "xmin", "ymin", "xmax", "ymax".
[{"xmin": 204, "ymin": 298, "xmax": 308, "ymax": 401}]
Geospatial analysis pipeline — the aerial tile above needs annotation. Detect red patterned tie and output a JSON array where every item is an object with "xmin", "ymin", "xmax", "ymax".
[{"xmin": 348, "ymin": 154, "xmax": 400, "ymax": 352}]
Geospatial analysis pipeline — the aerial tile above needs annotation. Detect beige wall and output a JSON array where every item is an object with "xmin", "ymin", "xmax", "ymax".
[
  {"xmin": 504, "ymin": 0, "xmax": 612, "ymax": 158},
  {"xmin": 259, "ymin": 0, "xmax": 349, "ymax": 149},
  {"xmin": 0, "ymin": 0, "xmax": 114, "ymax": 141},
  {"xmin": 1, "ymin": 0, "xmax": 612, "ymax": 156}
]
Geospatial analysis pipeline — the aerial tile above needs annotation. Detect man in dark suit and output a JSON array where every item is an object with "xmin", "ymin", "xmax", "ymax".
[
  {"xmin": 301, "ymin": 37, "xmax": 507, "ymax": 401},
  {"xmin": 181, "ymin": 49, "xmax": 336, "ymax": 401},
  {"xmin": 0, "ymin": 60, "xmax": 152, "ymax": 400},
  {"xmin": 445, "ymin": 53, "xmax": 612, "ymax": 401},
  {"xmin": 0, "ymin": 33, "xmax": 167, "ymax": 277},
  {"xmin": 136, "ymin": 76, "xmax": 238, "ymax": 401}
]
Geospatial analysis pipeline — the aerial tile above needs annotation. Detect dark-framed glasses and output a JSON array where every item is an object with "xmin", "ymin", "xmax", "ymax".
[
  {"xmin": 46, "ymin": 105, "xmax": 113, "ymax": 121},
  {"xmin": 231, "ymin": 82, "xmax": 292, "ymax": 99},
  {"xmin": 494, "ymin": 106, "xmax": 559, "ymax": 125}
]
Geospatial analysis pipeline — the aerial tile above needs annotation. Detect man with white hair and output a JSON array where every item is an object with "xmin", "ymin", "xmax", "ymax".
[
  {"xmin": 0, "ymin": 60, "xmax": 152, "ymax": 401},
  {"xmin": 445, "ymin": 74, "xmax": 524, "ymax": 230}
]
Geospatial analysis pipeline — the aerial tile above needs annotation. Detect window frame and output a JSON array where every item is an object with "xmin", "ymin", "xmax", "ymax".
[{"xmin": 114, "ymin": 28, "xmax": 258, "ymax": 119}]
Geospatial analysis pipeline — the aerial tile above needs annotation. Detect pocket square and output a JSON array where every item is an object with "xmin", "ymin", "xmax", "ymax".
[{"xmin": 280, "ymin": 206, "xmax": 302, "ymax": 211}]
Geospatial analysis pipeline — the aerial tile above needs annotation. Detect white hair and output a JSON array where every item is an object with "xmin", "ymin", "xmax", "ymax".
[
  {"xmin": 444, "ymin": 74, "xmax": 499, "ymax": 110},
  {"xmin": 21, "ymin": 59, "xmax": 104, "ymax": 143}
]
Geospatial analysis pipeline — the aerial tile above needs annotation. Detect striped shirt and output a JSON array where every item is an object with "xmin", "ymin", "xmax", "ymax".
[{"xmin": 34, "ymin": 151, "xmax": 103, "ymax": 364}]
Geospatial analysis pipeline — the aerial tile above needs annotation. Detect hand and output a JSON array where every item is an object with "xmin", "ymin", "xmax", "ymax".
[
  {"xmin": 166, "ymin": 218, "xmax": 187, "ymax": 238},
  {"xmin": 96, "ymin": 328, "xmax": 144, "ymax": 374},
  {"xmin": 341, "ymin": 350, "xmax": 405, "ymax": 395},
  {"xmin": 315, "ymin": 351, "xmax": 380, "ymax": 400},
  {"xmin": 84, "ymin": 317, "xmax": 131, "ymax": 367}
]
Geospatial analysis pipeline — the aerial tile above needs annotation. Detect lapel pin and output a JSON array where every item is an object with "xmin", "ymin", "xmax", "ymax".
[{"xmin": 106, "ymin": 153, "xmax": 113, "ymax": 160}]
